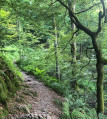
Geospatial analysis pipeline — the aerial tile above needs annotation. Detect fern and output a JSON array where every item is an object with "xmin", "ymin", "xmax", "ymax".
[{"xmin": 62, "ymin": 101, "xmax": 71, "ymax": 119}]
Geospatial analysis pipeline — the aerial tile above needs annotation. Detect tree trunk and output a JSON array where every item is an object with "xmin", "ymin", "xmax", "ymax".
[
  {"xmin": 52, "ymin": 0, "xmax": 60, "ymax": 80},
  {"xmin": 68, "ymin": 0, "xmax": 78, "ymax": 90},
  {"xmin": 54, "ymin": 20, "xmax": 60, "ymax": 80},
  {"xmin": 92, "ymin": 36, "xmax": 104, "ymax": 114},
  {"xmin": 96, "ymin": 61, "xmax": 104, "ymax": 114}
]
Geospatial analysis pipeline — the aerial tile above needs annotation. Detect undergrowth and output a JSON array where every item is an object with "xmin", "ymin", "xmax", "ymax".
[
  {"xmin": 0, "ymin": 53, "xmax": 22, "ymax": 118},
  {"xmin": 5, "ymin": 47, "xmax": 107, "ymax": 119},
  {"xmin": 19, "ymin": 64, "xmax": 66, "ymax": 95}
]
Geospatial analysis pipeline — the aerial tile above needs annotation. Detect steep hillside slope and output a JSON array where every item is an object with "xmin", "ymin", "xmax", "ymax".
[{"xmin": 0, "ymin": 53, "xmax": 22, "ymax": 118}]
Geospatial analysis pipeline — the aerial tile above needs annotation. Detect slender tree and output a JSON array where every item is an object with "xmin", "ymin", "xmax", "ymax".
[
  {"xmin": 67, "ymin": 0, "xmax": 78, "ymax": 90},
  {"xmin": 52, "ymin": 0, "xmax": 60, "ymax": 79}
]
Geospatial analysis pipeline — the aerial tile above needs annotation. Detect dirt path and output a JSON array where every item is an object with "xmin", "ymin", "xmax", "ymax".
[{"xmin": 7, "ymin": 72, "xmax": 63, "ymax": 119}]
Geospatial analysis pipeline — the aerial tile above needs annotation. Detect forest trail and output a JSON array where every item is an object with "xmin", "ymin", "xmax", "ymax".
[{"xmin": 7, "ymin": 72, "xmax": 63, "ymax": 119}]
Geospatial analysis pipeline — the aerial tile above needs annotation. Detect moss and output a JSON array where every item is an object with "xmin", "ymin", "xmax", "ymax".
[
  {"xmin": 0, "ymin": 77, "xmax": 8, "ymax": 105},
  {"xmin": 12, "ymin": 77, "xmax": 20, "ymax": 89},
  {"xmin": 0, "ymin": 63, "xmax": 4, "ymax": 69},
  {"xmin": 3, "ymin": 74, "xmax": 14, "ymax": 92},
  {"xmin": 0, "ymin": 55, "xmax": 22, "ymax": 107}
]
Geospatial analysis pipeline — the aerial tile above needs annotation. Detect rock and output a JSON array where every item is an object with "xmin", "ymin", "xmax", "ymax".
[
  {"xmin": 41, "ymin": 108, "xmax": 46, "ymax": 112},
  {"xmin": 18, "ymin": 116, "xmax": 27, "ymax": 119},
  {"xmin": 47, "ymin": 115, "xmax": 51, "ymax": 119},
  {"xmin": 18, "ymin": 113, "xmax": 47, "ymax": 119},
  {"xmin": 15, "ymin": 97, "xmax": 25, "ymax": 103},
  {"xmin": 38, "ymin": 115, "xmax": 43, "ymax": 119},
  {"xmin": 7, "ymin": 115, "xmax": 14, "ymax": 119},
  {"xmin": 32, "ymin": 113, "xmax": 38, "ymax": 119},
  {"xmin": 17, "ymin": 105, "xmax": 30, "ymax": 114}
]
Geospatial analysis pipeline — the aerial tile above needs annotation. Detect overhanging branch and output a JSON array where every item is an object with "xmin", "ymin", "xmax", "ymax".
[
  {"xmin": 75, "ymin": 2, "xmax": 101, "ymax": 14},
  {"xmin": 96, "ymin": 0, "xmax": 106, "ymax": 35},
  {"xmin": 61, "ymin": 29, "xmax": 79, "ymax": 53},
  {"xmin": 56, "ymin": 0, "xmax": 94, "ymax": 36},
  {"xmin": 56, "ymin": 0, "xmax": 105, "ymax": 37}
]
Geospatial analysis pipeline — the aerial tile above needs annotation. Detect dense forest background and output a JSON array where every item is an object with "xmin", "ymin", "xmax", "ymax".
[{"xmin": 0, "ymin": 0, "xmax": 107, "ymax": 119}]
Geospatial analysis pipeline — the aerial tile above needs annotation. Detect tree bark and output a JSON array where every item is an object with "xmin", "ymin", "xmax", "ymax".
[
  {"xmin": 52, "ymin": 0, "xmax": 60, "ymax": 79},
  {"xmin": 96, "ymin": 61, "xmax": 104, "ymax": 114},
  {"xmin": 54, "ymin": 21, "xmax": 60, "ymax": 80},
  {"xmin": 92, "ymin": 36, "xmax": 104, "ymax": 114},
  {"xmin": 68, "ymin": 0, "xmax": 78, "ymax": 90}
]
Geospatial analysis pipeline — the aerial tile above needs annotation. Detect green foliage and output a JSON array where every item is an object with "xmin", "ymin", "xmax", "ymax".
[
  {"xmin": 98, "ymin": 113, "xmax": 107, "ymax": 119},
  {"xmin": 0, "ymin": 76, "xmax": 8, "ymax": 104},
  {"xmin": 0, "ymin": 53, "xmax": 22, "ymax": 106},
  {"xmin": 25, "ymin": 65, "xmax": 66, "ymax": 95},
  {"xmin": 0, "ymin": 0, "xmax": 107, "ymax": 118},
  {"xmin": 4, "ymin": 55, "xmax": 23, "ymax": 80},
  {"xmin": 35, "ymin": 67, "xmax": 45, "ymax": 75},
  {"xmin": 62, "ymin": 101, "xmax": 70, "ymax": 119},
  {"xmin": 87, "ymin": 109, "xmax": 97, "ymax": 119},
  {"xmin": 23, "ymin": 64, "xmax": 35, "ymax": 73},
  {"xmin": 71, "ymin": 109, "xmax": 86, "ymax": 119},
  {"xmin": 71, "ymin": 108, "xmax": 92, "ymax": 119},
  {"xmin": 0, "ymin": 108, "xmax": 8, "ymax": 119}
]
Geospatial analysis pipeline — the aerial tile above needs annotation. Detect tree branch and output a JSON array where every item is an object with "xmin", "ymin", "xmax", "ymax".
[
  {"xmin": 57, "ymin": 0, "xmax": 106, "ymax": 37},
  {"xmin": 75, "ymin": 2, "xmax": 101, "ymax": 14},
  {"xmin": 61, "ymin": 29, "xmax": 79, "ymax": 53},
  {"xmin": 56, "ymin": 0, "xmax": 94, "ymax": 36},
  {"xmin": 80, "ymin": 47, "xmax": 91, "ymax": 73},
  {"xmin": 96, "ymin": 0, "xmax": 106, "ymax": 35}
]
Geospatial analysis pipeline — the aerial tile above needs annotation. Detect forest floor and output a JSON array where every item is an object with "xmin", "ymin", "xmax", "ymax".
[{"xmin": 6, "ymin": 72, "xmax": 63, "ymax": 119}]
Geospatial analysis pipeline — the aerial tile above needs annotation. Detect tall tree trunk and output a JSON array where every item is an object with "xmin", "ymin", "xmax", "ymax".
[
  {"xmin": 52, "ymin": 0, "xmax": 60, "ymax": 79},
  {"xmin": 92, "ymin": 36, "xmax": 104, "ymax": 114},
  {"xmin": 54, "ymin": 19, "xmax": 60, "ymax": 79},
  {"xmin": 17, "ymin": 20, "xmax": 22, "ymax": 66},
  {"xmin": 68, "ymin": 0, "xmax": 78, "ymax": 90},
  {"xmin": 96, "ymin": 61, "xmax": 104, "ymax": 114},
  {"xmin": 104, "ymin": 9, "xmax": 107, "ymax": 23}
]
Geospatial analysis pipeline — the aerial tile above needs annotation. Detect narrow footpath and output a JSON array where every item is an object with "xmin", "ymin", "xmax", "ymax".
[{"xmin": 6, "ymin": 72, "xmax": 63, "ymax": 119}]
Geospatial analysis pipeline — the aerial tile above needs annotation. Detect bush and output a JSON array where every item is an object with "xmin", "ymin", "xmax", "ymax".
[{"xmin": 50, "ymin": 82, "xmax": 66, "ymax": 95}]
